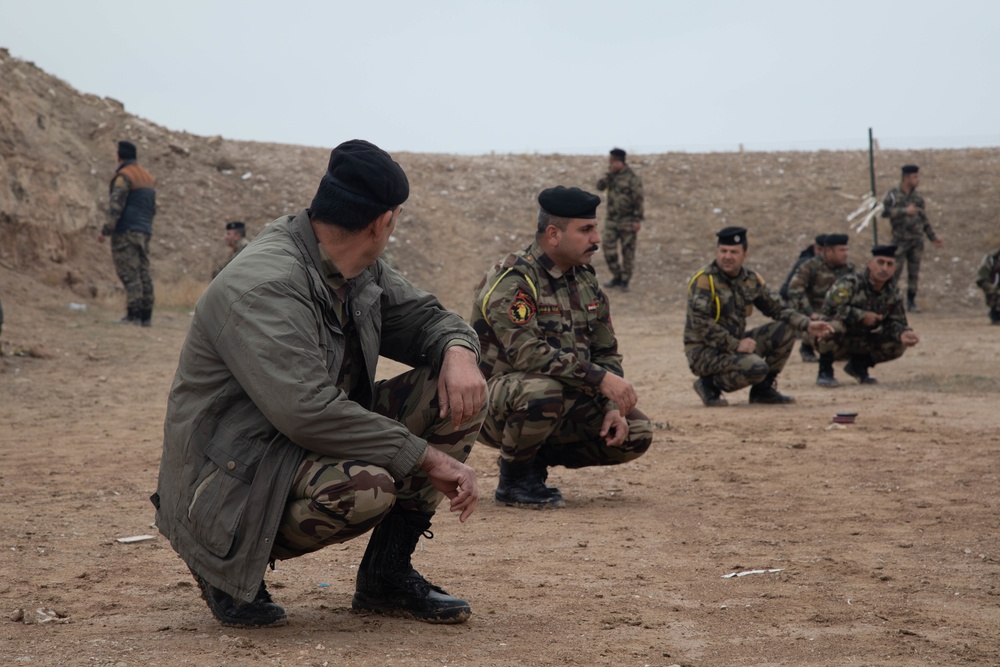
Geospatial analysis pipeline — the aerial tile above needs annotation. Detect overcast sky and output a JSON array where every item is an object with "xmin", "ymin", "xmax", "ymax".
[{"xmin": 2, "ymin": 0, "xmax": 997, "ymax": 155}]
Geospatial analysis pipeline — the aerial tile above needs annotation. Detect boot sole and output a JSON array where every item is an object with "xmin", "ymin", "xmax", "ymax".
[
  {"xmin": 351, "ymin": 593, "xmax": 471, "ymax": 624},
  {"xmin": 494, "ymin": 496, "xmax": 565, "ymax": 509}
]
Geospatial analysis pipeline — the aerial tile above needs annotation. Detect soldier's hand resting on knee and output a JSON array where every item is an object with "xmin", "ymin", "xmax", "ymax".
[
  {"xmin": 598, "ymin": 372, "xmax": 638, "ymax": 416},
  {"xmin": 600, "ymin": 410, "xmax": 630, "ymax": 447},
  {"xmin": 420, "ymin": 446, "xmax": 479, "ymax": 523}
]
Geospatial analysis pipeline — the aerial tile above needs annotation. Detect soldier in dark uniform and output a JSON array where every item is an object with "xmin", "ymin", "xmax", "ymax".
[
  {"xmin": 881, "ymin": 164, "xmax": 944, "ymax": 312},
  {"xmin": 213, "ymin": 221, "xmax": 251, "ymax": 278},
  {"xmin": 98, "ymin": 140, "xmax": 156, "ymax": 326},
  {"xmin": 685, "ymin": 227, "xmax": 834, "ymax": 407},
  {"xmin": 975, "ymin": 247, "xmax": 1000, "ymax": 325},
  {"xmin": 780, "ymin": 233, "xmax": 828, "ymax": 362},
  {"xmin": 816, "ymin": 244, "xmax": 921, "ymax": 385},
  {"xmin": 597, "ymin": 148, "xmax": 644, "ymax": 292},
  {"xmin": 471, "ymin": 186, "xmax": 652, "ymax": 509}
]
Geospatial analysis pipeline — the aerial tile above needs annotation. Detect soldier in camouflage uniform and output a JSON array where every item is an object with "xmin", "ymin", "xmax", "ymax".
[
  {"xmin": 881, "ymin": 164, "xmax": 944, "ymax": 312},
  {"xmin": 471, "ymin": 186, "xmax": 652, "ymax": 509},
  {"xmin": 815, "ymin": 244, "xmax": 920, "ymax": 385},
  {"xmin": 99, "ymin": 141, "xmax": 156, "ymax": 326},
  {"xmin": 212, "ymin": 221, "xmax": 251, "ymax": 278},
  {"xmin": 780, "ymin": 233, "xmax": 826, "ymax": 361},
  {"xmin": 787, "ymin": 233, "xmax": 855, "ymax": 368},
  {"xmin": 154, "ymin": 140, "xmax": 486, "ymax": 628},
  {"xmin": 685, "ymin": 227, "xmax": 834, "ymax": 407},
  {"xmin": 597, "ymin": 148, "xmax": 644, "ymax": 292},
  {"xmin": 975, "ymin": 247, "xmax": 1000, "ymax": 324}
]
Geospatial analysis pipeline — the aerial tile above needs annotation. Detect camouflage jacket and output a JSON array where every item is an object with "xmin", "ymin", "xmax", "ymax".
[
  {"xmin": 596, "ymin": 165, "xmax": 644, "ymax": 224},
  {"xmin": 684, "ymin": 261, "xmax": 809, "ymax": 353},
  {"xmin": 821, "ymin": 268, "xmax": 910, "ymax": 340},
  {"xmin": 976, "ymin": 248, "xmax": 1000, "ymax": 299},
  {"xmin": 470, "ymin": 241, "xmax": 623, "ymax": 392},
  {"xmin": 786, "ymin": 255, "xmax": 856, "ymax": 315},
  {"xmin": 881, "ymin": 186, "xmax": 936, "ymax": 245}
]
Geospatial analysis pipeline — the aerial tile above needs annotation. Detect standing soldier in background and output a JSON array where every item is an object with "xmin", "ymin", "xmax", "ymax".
[
  {"xmin": 597, "ymin": 148, "xmax": 644, "ymax": 292},
  {"xmin": 98, "ymin": 140, "xmax": 156, "ymax": 326},
  {"xmin": 213, "ymin": 221, "xmax": 250, "ymax": 278},
  {"xmin": 816, "ymin": 245, "xmax": 920, "ymax": 385},
  {"xmin": 975, "ymin": 246, "xmax": 1000, "ymax": 325},
  {"xmin": 780, "ymin": 233, "xmax": 827, "ymax": 362},
  {"xmin": 881, "ymin": 164, "xmax": 943, "ymax": 313}
]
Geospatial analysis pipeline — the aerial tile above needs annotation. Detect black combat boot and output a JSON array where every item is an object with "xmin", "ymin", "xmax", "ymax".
[
  {"xmin": 693, "ymin": 376, "xmax": 728, "ymax": 407},
  {"xmin": 799, "ymin": 343, "xmax": 818, "ymax": 362},
  {"xmin": 119, "ymin": 306, "xmax": 140, "ymax": 325},
  {"xmin": 816, "ymin": 352, "xmax": 839, "ymax": 387},
  {"xmin": 603, "ymin": 276, "xmax": 621, "ymax": 289},
  {"xmin": 619, "ymin": 280, "xmax": 630, "ymax": 293},
  {"xmin": 843, "ymin": 355, "xmax": 878, "ymax": 384},
  {"xmin": 191, "ymin": 569, "xmax": 287, "ymax": 628},
  {"xmin": 139, "ymin": 307, "xmax": 153, "ymax": 328},
  {"xmin": 749, "ymin": 372, "xmax": 795, "ymax": 404},
  {"xmin": 352, "ymin": 510, "xmax": 471, "ymax": 623},
  {"xmin": 989, "ymin": 308, "xmax": 1000, "ymax": 325},
  {"xmin": 495, "ymin": 458, "xmax": 564, "ymax": 508},
  {"xmin": 907, "ymin": 292, "xmax": 920, "ymax": 313}
]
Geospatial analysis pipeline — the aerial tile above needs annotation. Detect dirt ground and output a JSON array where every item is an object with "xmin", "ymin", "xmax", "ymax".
[{"xmin": 2, "ymin": 287, "xmax": 998, "ymax": 667}]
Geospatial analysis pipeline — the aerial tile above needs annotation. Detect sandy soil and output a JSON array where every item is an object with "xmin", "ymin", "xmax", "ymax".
[{"xmin": 2, "ymin": 289, "xmax": 998, "ymax": 667}]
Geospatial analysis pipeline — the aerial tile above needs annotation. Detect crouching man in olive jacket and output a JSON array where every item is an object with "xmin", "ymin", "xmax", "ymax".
[{"xmin": 152, "ymin": 140, "xmax": 487, "ymax": 627}]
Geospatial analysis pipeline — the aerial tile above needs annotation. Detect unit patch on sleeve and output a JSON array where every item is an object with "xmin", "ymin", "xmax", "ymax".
[{"xmin": 508, "ymin": 289, "xmax": 537, "ymax": 324}]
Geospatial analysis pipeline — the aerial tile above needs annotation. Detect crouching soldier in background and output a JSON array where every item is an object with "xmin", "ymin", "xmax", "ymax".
[
  {"xmin": 816, "ymin": 244, "xmax": 920, "ymax": 386},
  {"xmin": 975, "ymin": 247, "xmax": 1000, "ymax": 325}
]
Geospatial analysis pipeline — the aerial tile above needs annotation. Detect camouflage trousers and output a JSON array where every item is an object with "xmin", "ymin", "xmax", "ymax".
[
  {"xmin": 478, "ymin": 372, "xmax": 653, "ymax": 468},
  {"xmin": 601, "ymin": 221, "xmax": 638, "ymax": 283},
  {"xmin": 892, "ymin": 239, "xmax": 923, "ymax": 297},
  {"xmin": 815, "ymin": 329, "xmax": 906, "ymax": 365},
  {"xmin": 111, "ymin": 231, "xmax": 154, "ymax": 311},
  {"xmin": 270, "ymin": 365, "xmax": 485, "ymax": 560},
  {"xmin": 686, "ymin": 321, "xmax": 796, "ymax": 392}
]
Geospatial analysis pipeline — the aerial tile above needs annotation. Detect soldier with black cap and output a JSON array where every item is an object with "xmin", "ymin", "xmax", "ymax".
[
  {"xmin": 471, "ymin": 186, "xmax": 653, "ymax": 509},
  {"xmin": 685, "ymin": 226, "xmax": 834, "ymax": 406},
  {"xmin": 154, "ymin": 139, "xmax": 487, "ymax": 628},
  {"xmin": 98, "ymin": 140, "xmax": 156, "ymax": 326},
  {"xmin": 881, "ymin": 164, "xmax": 944, "ymax": 312},
  {"xmin": 787, "ymin": 233, "xmax": 855, "ymax": 324},
  {"xmin": 816, "ymin": 244, "xmax": 920, "ymax": 385},
  {"xmin": 780, "ymin": 233, "xmax": 829, "ymax": 362},
  {"xmin": 212, "ymin": 221, "xmax": 251, "ymax": 278},
  {"xmin": 596, "ymin": 148, "xmax": 644, "ymax": 292}
]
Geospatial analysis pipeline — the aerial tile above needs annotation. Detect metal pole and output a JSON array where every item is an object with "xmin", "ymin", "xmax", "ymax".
[{"xmin": 868, "ymin": 128, "xmax": 878, "ymax": 245}]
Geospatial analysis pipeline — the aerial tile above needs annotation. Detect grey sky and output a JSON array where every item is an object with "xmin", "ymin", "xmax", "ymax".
[{"xmin": 2, "ymin": 0, "xmax": 997, "ymax": 155}]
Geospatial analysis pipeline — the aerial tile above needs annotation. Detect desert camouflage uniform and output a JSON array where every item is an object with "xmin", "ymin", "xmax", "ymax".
[
  {"xmin": 881, "ymin": 186, "xmax": 937, "ymax": 298},
  {"xmin": 816, "ymin": 269, "xmax": 909, "ymax": 364},
  {"xmin": 787, "ymin": 255, "xmax": 856, "ymax": 316},
  {"xmin": 104, "ymin": 161, "xmax": 156, "ymax": 314},
  {"xmin": 975, "ymin": 248, "xmax": 1000, "ymax": 321},
  {"xmin": 470, "ymin": 241, "xmax": 652, "ymax": 467},
  {"xmin": 684, "ymin": 262, "xmax": 810, "ymax": 392},
  {"xmin": 596, "ymin": 166, "xmax": 644, "ymax": 284}
]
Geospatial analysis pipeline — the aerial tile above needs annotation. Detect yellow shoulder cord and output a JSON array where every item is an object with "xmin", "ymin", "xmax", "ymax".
[
  {"xmin": 481, "ymin": 267, "xmax": 537, "ymax": 320},
  {"xmin": 687, "ymin": 270, "xmax": 721, "ymax": 323}
]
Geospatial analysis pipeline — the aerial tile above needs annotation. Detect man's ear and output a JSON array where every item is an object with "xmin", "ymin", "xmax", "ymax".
[
  {"xmin": 371, "ymin": 209, "xmax": 394, "ymax": 240},
  {"xmin": 543, "ymin": 224, "xmax": 561, "ymax": 245}
]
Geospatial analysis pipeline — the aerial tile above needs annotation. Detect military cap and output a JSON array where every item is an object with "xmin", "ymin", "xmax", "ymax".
[
  {"xmin": 901, "ymin": 164, "xmax": 919, "ymax": 175},
  {"xmin": 824, "ymin": 233, "xmax": 849, "ymax": 246},
  {"xmin": 716, "ymin": 226, "xmax": 748, "ymax": 247},
  {"xmin": 814, "ymin": 234, "xmax": 828, "ymax": 247},
  {"xmin": 610, "ymin": 147, "xmax": 627, "ymax": 161},
  {"xmin": 323, "ymin": 139, "xmax": 409, "ymax": 208},
  {"xmin": 225, "ymin": 221, "xmax": 246, "ymax": 231},
  {"xmin": 117, "ymin": 141, "xmax": 137, "ymax": 160},
  {"xmin": 538, "ymin": 186, "xmax": 601, "ymax": 219},
  {"xmin": 871, "ymin": 244, "xmax": 898, "ymax": 257}
]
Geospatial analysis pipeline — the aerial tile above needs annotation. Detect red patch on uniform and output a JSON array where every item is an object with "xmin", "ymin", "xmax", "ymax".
[
  {"xmin": 508, "ymin": 289, "xmax": 536, "ymax": 324},
  {"xmin": 586, "ymin": 302, "xmax": 599, "ymax": 313}
]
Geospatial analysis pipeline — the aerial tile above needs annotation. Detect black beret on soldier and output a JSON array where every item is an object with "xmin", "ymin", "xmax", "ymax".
[
  {"xmin": 901, "ymin": 164, "xmax": 919, "ymax": 175},
  {"xmin": 322, "ymin": 139, "xmax": 409, "ymax": 208},
  {"xmin": 610, "ymin": 147, "xmax": 627, "ymax": 161},
  {"xmin": 814, "ymin": 233, "xmax": 828, "ymax": 247},
  {"xmin": 716, "ymin": 226, "xmax": 748, "ymax": 248},
  {"xmin": 824, "ymin": 233, "xmax": 849, "ymax": 246},
  {"xmin": 225, "ymin": 221, "xmax": 245, "ymax": 231},
  {"xmin": 117, "ymin": 141, "xmax": 137, "ymax": 160},
  {"xmin": 872, "ymin": 244, "xmax": 898, "ymax": 258},
  {"xmin": 537, "ymin": 186, "xmax": 601, "ymax": 220}
]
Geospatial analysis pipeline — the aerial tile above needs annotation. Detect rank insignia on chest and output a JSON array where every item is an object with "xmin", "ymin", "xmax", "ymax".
[
  {"xmin": 508, "ymin": 289, "xmax": 537, "ymax": 324},
  {"xmin": 538, "ymin": 304, "xmax": 560, "ymax": 315},
  {"xmin": 586, "ymin": 302, "xmax": 599, "ymax": 314}
]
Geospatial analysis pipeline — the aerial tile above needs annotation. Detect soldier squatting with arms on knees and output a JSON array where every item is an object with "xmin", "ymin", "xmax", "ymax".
[
  {"xmin": 975, "ymin": 247, "xmax": 1000, "ymax": 325},
  {"xmin": 597, "ymin": 148, "xmax": 644, "ymax": 292},
  {"xmin": 685, "ymin": 226, "xmax": 835, "ymax": 407},
  {"xmin": 471, "ymin": 186, "xmax": 653, "ymax": 509},
  {"xmin": 815, "ymin": 244, "xmax": 921, "ymax": 386},
  {"xmin": 98, "ymin": 140, "xmax": 156, "ymax": 326},
  {"xmin": 152, "ymin": 140, "xmax": 487, "ymax": 628},
  {"xmin": 881, "ymin": 164, "xmax": 944, "ymax": 313},
  {"xmin": 779, "ymin": 233, "xmax": 827, "ymax": 362}
]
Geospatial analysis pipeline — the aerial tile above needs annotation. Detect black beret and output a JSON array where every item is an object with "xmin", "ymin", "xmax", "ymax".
[
  {"xmin": 118, "ymin": 141, "xmax": 137, "ymax": 160},
  {"xmin": 225, "ymin": 221, "xmax": 245, "ymax": 231},
  {"xmin": 538, "ymin": 186, "xmax": 601, "ymax": 219},
  {"xmin": 322, "ymin": 139, "xmax": 409, "ymax": 208},
  {"xmin": 814, "ymin": 234, "xmax": 828, "ymax": 246},
  {"xmin": 901, "ymin": 164, "xmax": 919, "ymax": 175},
  {"xmin": 871, "ymin": 244, "xmax": 898, "ymax": 257},
  {"xmin": 716, "ymin": 226, "xmax": 748, "ymax": 247},
  {"xmin": 824, "ymin": 233, "xmax": 849, "ymax": 246},
  {"xmin": 610, "ymin": 147, "xmax": 627, "ymax": 161}
]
